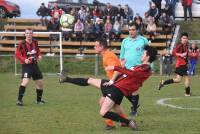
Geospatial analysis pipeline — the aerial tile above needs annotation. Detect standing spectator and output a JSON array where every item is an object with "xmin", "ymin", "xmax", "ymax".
[
  {"xmin": 162, "ymin": 48, "xmax": 173, "ymax": 75},
  {"xmin": 188, "ymin": 43, "xmax": 199, "ymax": 75},
  {"xmin": 158, "ymin": 32, "xmax": 191, "ymax": 96},
  {"xmin": 74, "ymin": 19, "xmax": 84, "ymax": 41},
  {"xmin": 51, "ymin": 3, "xmax": 63, "ymax": 22},
  {"xmin": 92, "ymin": 5, "xmax": 101, "ymax": 21},
  {"xmin": 78, "ymin": 6, "xmax": 86, "ymax": 22},
  {"xmin": 120, "ymin": 23, "xmax": 149, "ymax": 116},
  {"xmin": 182, "ymin": 0, "xmax": 193, "ymax": 21},
  {"xmin": 36, "ymin": 3, "xmax": 49, "ymax": 26},
  {"xmin": 166, "ymin": 0, "xmax": 177, "ymax": 19},
  {"xmin": 15, "ymin": 28, "xmax": 45, "ymax": 106}
]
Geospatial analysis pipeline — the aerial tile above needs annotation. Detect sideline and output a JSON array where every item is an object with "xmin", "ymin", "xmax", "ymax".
[{"xmin": 156, "ymin": 96, "xmax": 200, "ymax": 110}]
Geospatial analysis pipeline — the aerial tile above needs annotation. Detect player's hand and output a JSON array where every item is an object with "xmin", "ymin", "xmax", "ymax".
[
  {"xmin": 103, "ymin": 80, "xmax": 114, "ymax": 86},
  {"xmin": 25, "ymin": 59, "xmax": 30, "ymax": 64}
]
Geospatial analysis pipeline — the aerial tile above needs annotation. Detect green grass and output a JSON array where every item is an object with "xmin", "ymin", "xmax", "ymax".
[{"xmin": 0, "ymin": 74, "xmax": 200, "ymax": 134}]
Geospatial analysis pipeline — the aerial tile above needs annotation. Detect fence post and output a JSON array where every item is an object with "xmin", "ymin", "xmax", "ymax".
[{"xmin": 95, "ymin": 54, "xmax": 99, "ymax": 76}]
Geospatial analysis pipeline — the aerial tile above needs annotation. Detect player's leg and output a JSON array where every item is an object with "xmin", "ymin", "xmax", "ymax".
[
  {"xmin": 184, "ymin": 76, "xmax": 191, "ymax": 96},
  {"xmin": 16, "ymin": 65, "xmax": 32, "ymax": 106},
  {"xmin": 158, "ymin": 74, "xmax": 182, "ymax": 90},
  {"xmin": 33, "ymin": 64, "xmax": 45, "ymax": 104},
  {"xmin": 126, "ymin": 90, "xmax": 139, "ymax": 116},
  {"xmin": 100, "ymin": 87, "xmax": 137, "ymax": 130},
  {"xmin": 16, "ymin": 77, "xmax": 31, "ymax": 106}
]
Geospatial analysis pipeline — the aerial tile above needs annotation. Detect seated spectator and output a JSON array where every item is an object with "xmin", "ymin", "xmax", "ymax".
[
  {"xmin": 147, "ymin": 2, "xmax": 158, "ymax": 23},
  {"xmin": 84, "ymin": 19, "xmax": 94, "ymax": 41},
  {"xmin": 94, "ymin": 18, "xmax": 104, "ymax": 39},
  {"xmin": 146, "ymin": 19, "xmax": 157, "ymax": 41},
  {"xmin": 159, "ymin": 12, "xmax": 174, "ymax": 34},
  {"xmin": 36, "ymin": 3, "xmax": 49, "ymax": 26},
  {"xmin": 78, "ymin": 6, "xmax": 86, "ymax": 22},
  {"xmin": 47, "ymin": 17, "xmax": 60, "ymax": 41},
  {"xmin": 112, "ymin": 20, "xmax": 121, "ymax": 41},
  {"xmin": 104, "ymin": 19, "xmax": 113, "ymax": 40},
  {"xmin": 124, "ymin": 4, "xmax": 134, "ymax": 21},
  {"xmin": 134, "ymin": 13, "xmax": 145, "ymax": 35},
  {"xmin": 74, "ymin": 19, "xmax": 84, "ymax": 41},
  {"xmin": 92, "ymin": 6, "xmax": 102, "ymax": 21},
  {"xmin": 188, "ymin": 43, "xmax": 199, "ymax": 75},
  {"xmin": 103, "ymin": 3, "xmax": 115, "ymax": 22}
]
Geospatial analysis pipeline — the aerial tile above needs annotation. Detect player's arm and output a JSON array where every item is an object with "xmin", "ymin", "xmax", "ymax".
[{"xmin": 15, "ymin": 43, "xmax": 26, "ymax": 63}]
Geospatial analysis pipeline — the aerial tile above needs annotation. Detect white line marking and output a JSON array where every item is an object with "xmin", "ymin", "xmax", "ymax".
[{"xmin": 156, "ymin": 96, "xmax": 200, "ymax": 110}]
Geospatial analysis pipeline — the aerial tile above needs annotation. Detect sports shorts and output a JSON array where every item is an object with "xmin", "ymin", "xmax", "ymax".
[
  {"xmin": 175, "ymin": 65, "xmax": 188, "ymax": 76},
  {"xmin": 21, "ymin": 64, "xmax": 43, "ymax": 80}
]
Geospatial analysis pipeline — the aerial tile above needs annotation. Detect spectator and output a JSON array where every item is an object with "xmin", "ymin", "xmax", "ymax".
[
  {"xmin": 134, "ymin": 13, "xmax": 145, "ymax": 35},
  {"xmin": 36, "ymin": 3, "xmax": 49, "ymax": 26},
  {"xmin": 94, "ymin": 18, "xmax": 104, "ymax": 39},
  {"xmin": 104, "ymin": 19, "xmax": 113, "ymax": 40},
  {"xmin": 74, "ymin": 19, "xmax": 84, "ymax": 41},
  {"xmin": 84, "ymin": 19, "xmax": 94, "ymax": 41},
  {"xmin": 146, "ymin": 19, "xmax": 157, "ymax": 41},
  {"xmin": 51, "ymin": 3, "xmax": 63, "ymax": 22},
  {"xmin": 162, "ymin": 48, "xmax": 173, "ymax": 75},
  {"xmin": 166, "ymin": 0, "xmax": 177, "ymax": 19},
  {"xmin": 181, "ymin": 0, "xmax": 193, "ymax": 21},
  {"xmin": 103, "ymin": 3, "xmax": 115, "ymax": 22},
  {"xmin": 188, "ymin": 43, "xmax": 199, "ymax": 75},
  {"xmin": 78, "ymin": 6, "xmax": 86, "ymax": 22},
  {"xmin": 47, "ymin": 17, "xmax": 59, "ymax": 32},
  {"xmin": 112, "ymin": 20, "xmax": 121, "ymax": 41},
  {"xmin": 124, "ymin": 4, "xmax": 134, "ymax": 21},
  {"xmin": 147, "ymin": 2, "xmax": 159, "ymax": 23},
  {"xmin": 159, "ymin": 12, "xmax": 174, "ymax": 34},
  {"xmin": 92, "ymin": 5, "xmax": 102, "ymax": 21}
]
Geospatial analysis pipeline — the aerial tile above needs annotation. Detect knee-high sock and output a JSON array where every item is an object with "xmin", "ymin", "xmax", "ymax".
[
  {"xmin": 185, "ymin": 86, "xmax": 190, "ymax": 94},
  {"xmin": 103, "ymin": 111, "xmax": 130, "ymax": 125},
  {"xmin": 36, "ymin": 89, "xmax": 43, "ymax": 102},
  {"xmin": 18, "ymin": 85, "xmax": 26, "ymax": 101},
  {"xmin": 131, "ymin": 94, "xmax": 139, "ymax": 112},
  {"xmin": 64, "ymin": 77, "xmax": 89, "ymax": 86},
  {"xmin": 163, "ymin": 79, "xmax": 174, "ymax": 85}
]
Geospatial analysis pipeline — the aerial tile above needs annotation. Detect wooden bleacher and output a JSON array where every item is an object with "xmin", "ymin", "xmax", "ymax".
[{"xmin": 0, "ymin": 18, "xmax": 173, "ymax": 55}]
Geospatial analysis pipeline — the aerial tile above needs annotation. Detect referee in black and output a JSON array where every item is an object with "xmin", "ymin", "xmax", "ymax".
[{"xmin": 15, "ymin": 28, "xmax": 45, "ymax": 106}]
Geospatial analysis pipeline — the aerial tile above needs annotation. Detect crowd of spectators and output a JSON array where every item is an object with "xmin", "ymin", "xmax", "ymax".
[{"xmin": 36, "ymin": 1, "xmax": 178, "ymax": 42}]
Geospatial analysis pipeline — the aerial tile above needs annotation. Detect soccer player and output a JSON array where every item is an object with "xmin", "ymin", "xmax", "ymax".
[
  {"xmin": 120, "ymin": 22, "xmax": 149, "ymax": 116},
  {"xmin": 61, "ymin": 38, "xmax": 127, "ymax": 130},
  {"xmin": 158, "ymin": 32, "xmax": 191, "ymax": 96},
  {"xmin": 15, "ymin": 28, "xmax": 45, "ymax": 106},
  {"xmin": 60, "ymin": 45, "xmax": 157, "ymax": 130}
]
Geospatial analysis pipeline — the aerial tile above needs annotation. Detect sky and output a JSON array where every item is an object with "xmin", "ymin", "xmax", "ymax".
[{"xmin": 9, "ymin": 0, "xmax": 149, "ymax": 18}]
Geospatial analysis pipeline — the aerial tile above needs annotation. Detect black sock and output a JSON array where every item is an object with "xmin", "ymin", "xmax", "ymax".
[
  {"xmin": 103, "ymin": 111, "xmax": 130, "ymax": 125},
  {"xmin": 36, "ymin": 89, "xmax": 43, "ymax": 102},
  {"xmin": 163, "ymin": 79, "xmax": 174, "ymax": 85},
  {"xmin": 185, "ymin": 87, "xmax": 190, "ymax": 94},
  {"xmin": 64, "ymin": 77, "xmax": 89, "ymax": 86},
  {"xmin": 131, "ymin": 94, "xmax": 139, "ymax": 112},
  {"xmin": 18, "ymin": 85, "xmax": 26, "ymax": 101}
]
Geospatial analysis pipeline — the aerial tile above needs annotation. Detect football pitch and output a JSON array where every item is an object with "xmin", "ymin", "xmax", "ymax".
[{"xmin": 0, "ymin": 73, "xmax": 200, "ymax": 134}]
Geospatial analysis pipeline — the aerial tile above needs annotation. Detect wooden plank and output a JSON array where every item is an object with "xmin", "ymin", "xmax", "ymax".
[
  {"xmin": 4, "ymin": 25, "xmax": 47, "ymax": 31},
  {"xmin": 7, "ymin": 18, "xmax": 41, "ymax": 24},
  {"xmin": 0, "ymin": 33, "xmax": 50, "ymax": 37}
]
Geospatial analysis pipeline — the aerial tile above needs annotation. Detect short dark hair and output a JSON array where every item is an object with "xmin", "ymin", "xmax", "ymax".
[
  {"xmin": 95, "ymin": 38, "xmax": 108, "ymax": 48},
  {"xmin": 180, "ymin": 32, "xmax": 188, "ymax": 38},
  {"xmin": 144, "ymin": 45, "xmax": 158, "ymax": 63},
  {"xmin": 128, "ymin": 22, "xmax": 136, "ymax": 28}
]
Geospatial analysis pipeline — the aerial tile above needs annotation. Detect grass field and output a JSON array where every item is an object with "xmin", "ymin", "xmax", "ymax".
[{"xmin": 0, "ymin": 73, "xmax": 200, "ymax": 134}]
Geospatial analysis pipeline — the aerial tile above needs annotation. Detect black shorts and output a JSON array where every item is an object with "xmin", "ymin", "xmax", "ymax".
[
  {"xmin": 100, "ymin": 80, "xmax": 124, "ymax": 105},
  {"xmin": 21, "ymin": 64, "xmax": 43, "ymax": 80},
  {"xmin": 175, "ymin": 65, "xmax": 188, "ymax": 76}
]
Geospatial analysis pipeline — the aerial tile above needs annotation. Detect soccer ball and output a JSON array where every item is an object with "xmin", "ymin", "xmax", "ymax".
[{"xmin": 60, "ymin": 14, "xmax": 75, "ymax": 28}]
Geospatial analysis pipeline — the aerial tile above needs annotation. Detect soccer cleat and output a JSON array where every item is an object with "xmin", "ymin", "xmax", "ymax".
[
  {"xmin": 129, "ymin": 111, "xmax": 138, "ymax": 116},
  {"xmin": 158, "ymin": 80, "xmax": 164, "ymax": 90},
  {"xmin": 59, "ymin": 70, "xmax": 67, "ymax": 83},
  {"xmin": 36, "ymin": 100, "xmax": 45, "ymax": 104},
  {"xmin": 185, "ymin": 94, "xmax": 191, "ymax": 97},
  {"xmin": 128, "ymin": 120, "xmax": 138, "ymax": 130},
  {"xmin": 104, "ymin": 125, "xmax": 116, "ymax": 130},
  {"xmin": 16, "ymin": 100, "xmax": 23, "ymax": 106}
]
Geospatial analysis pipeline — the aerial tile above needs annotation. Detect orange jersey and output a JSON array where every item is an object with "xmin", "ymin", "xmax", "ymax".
[{"xmin": 102, "ymin": 50, "xmax": 121, "ymax": 79}]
